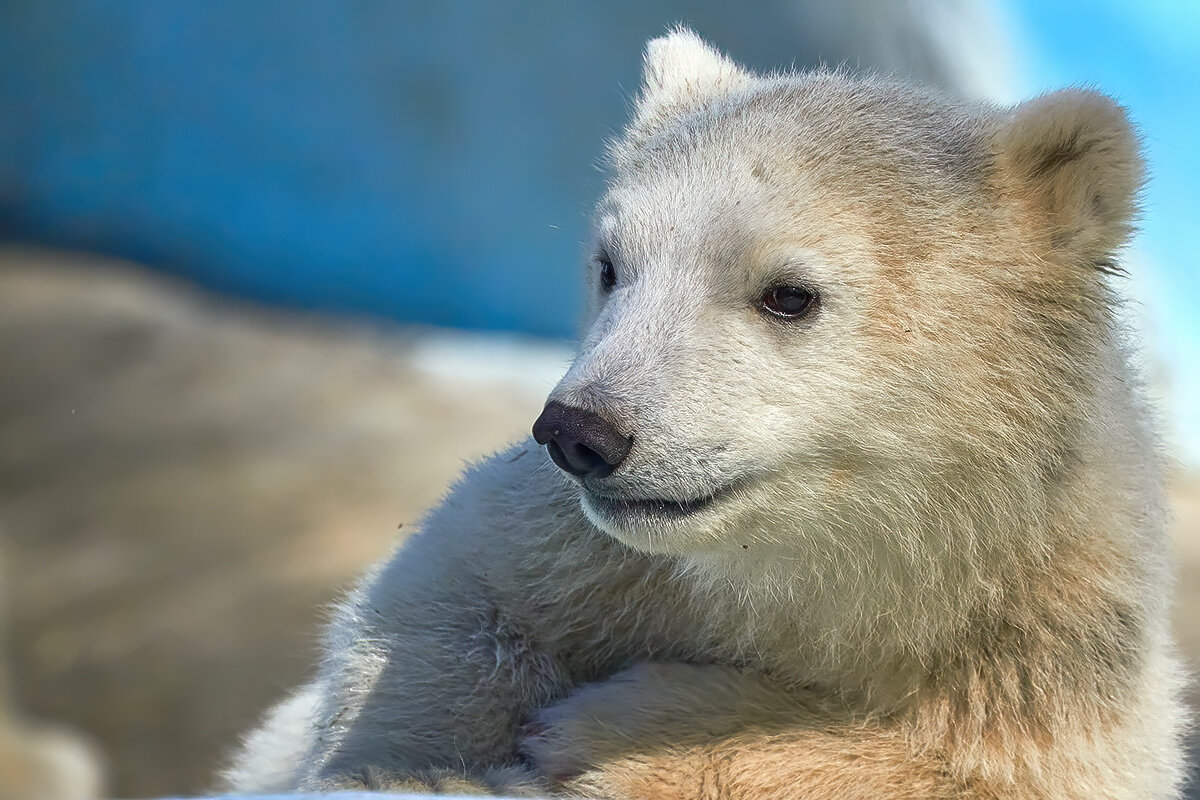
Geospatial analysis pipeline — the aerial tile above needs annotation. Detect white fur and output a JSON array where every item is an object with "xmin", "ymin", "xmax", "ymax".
[
  {"xmin": 632, "ymin": 27, "xmax": 751, "ymax": 134},
  {"xmin": 226, "ymin": 30, "xmax": 1187, "ymax": 799}
]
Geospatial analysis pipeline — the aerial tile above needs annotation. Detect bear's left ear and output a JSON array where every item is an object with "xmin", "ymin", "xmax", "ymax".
[
  {"xmin": 992, "ymin": 89, "xmax": 1144, "ymax": 270},
  {"xmin": 629, "ymin": 28, "xmax": 753, "ymax": 136}
]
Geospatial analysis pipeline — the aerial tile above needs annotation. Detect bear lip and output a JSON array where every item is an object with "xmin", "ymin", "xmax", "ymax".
[{"xmin": 580, "ymin": 481, "xmax": 737, "ymax": 523}]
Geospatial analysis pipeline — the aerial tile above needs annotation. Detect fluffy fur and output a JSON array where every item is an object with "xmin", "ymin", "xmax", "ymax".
[{"xmin": 225, "ymin": 30, "xmax": 1188, "ymax": 798}]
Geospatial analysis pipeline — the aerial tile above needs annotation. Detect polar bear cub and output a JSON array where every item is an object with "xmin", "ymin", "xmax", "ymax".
[{"xmin": 226, "ymin": 30, "xmax": 1187, "ymax": 799}]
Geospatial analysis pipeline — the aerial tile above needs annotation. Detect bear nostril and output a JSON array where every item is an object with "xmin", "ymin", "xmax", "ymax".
[
  {"xmin": 544, "ymin": 440, "xmax": 572, "ymax": 474},
  {"xmin": 545, "ymin": 439, "xmax": 606, "ymax": 477},
  {"xmin": 532, "ymin": 401, "xmax": 632, "ymax": 479},
  {"xmin": 570, "ymin": 442, "xmax": 607, "ymax": 473}
]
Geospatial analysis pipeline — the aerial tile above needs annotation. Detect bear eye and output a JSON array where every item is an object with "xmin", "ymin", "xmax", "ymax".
[
  {"xmin": 760, "ymin": 286, "xmax": 817, "ymax": 319},
  {"xmin": 598, "ymin": 255, "xmax": 617, "ymax": 293}
]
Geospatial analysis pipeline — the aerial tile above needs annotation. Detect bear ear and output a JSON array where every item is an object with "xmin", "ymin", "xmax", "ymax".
[
  {"xmin": 629, "ymin": 28, "xmax": 753, "ymax": 135},
  {"xmin": 992, "ymin": 89, "xmax": 1144, "ymax": 270}
]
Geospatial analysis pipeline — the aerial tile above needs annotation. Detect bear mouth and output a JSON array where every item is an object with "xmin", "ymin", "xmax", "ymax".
[{"xmin": 580, "ymin": 484, "xmax": 732, "ymax": 525}]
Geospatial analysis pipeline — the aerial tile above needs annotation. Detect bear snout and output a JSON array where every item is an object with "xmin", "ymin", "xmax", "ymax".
[{"xmin": 532, "ymin": 401, "xmax": 633, "ymax": 480}]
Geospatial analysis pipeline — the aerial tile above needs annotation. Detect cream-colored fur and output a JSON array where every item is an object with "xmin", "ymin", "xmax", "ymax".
[{"xmin": 225, "ymin": 30, "xmax": 1188, "ymax": 798}]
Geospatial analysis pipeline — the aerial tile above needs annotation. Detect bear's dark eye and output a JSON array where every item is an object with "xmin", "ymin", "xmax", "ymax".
[
  {"xmin": 760, "ymin": 286, "xmax": 817, "ymax": 319},
  {"xmin": 598, "ymin": 256, "xmax": 617, "ymax": 293}
]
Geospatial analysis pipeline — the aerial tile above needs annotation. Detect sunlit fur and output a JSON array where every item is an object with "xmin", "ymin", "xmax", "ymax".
[{"xmin": 225, "ymin": 29, "xmax": 1187, "ymax": 798}]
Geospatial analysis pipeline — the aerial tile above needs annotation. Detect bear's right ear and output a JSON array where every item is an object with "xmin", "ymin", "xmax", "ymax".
[
  {"xmin": 628, "ymin": 28, "xmax": 753, "ymax": 137},
  {"xmin": 992, "ymin": 89, "xmax": 1144, "ymax": 271}
]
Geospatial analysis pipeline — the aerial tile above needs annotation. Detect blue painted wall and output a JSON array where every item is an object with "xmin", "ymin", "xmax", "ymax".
[{"xmin": 0, "ymin": 2, "xmax": 972, "ymax": 338}]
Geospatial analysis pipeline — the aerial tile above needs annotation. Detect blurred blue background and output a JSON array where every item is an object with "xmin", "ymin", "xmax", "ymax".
[{"xmin": 0, "ymin": 0, "xmax": 1000, "ymax": 338}]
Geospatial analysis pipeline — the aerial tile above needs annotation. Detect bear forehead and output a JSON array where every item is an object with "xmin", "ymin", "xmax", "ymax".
[
  {"xmin": 598, "ymin": 86, "xmax": 995, "ymax": 271},
  {"xmin": 611, "ymin": 72, "xmax": 995, "ymax": 198}
]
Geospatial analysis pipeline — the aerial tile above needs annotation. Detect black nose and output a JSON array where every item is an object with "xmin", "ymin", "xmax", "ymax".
[{"xmin": 532, "ymin": 401, "xmax": 632, "ymax": 479}]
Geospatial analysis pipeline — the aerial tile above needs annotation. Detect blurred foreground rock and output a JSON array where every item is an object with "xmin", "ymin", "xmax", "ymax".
[
  {"xmin": 2, "ymin": 555, "xmax": 104, "ymax": 800},
  {"xmin": 0, "ymin": 248, "xmax": 566, "ymax": 797},
  {"xmin": 0, "ymin": 714, "xmax": 102, "ymax": 800},
  {"xmin": 0, "ymin": 248, "xmax": 1194, "ymax": 796}
]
